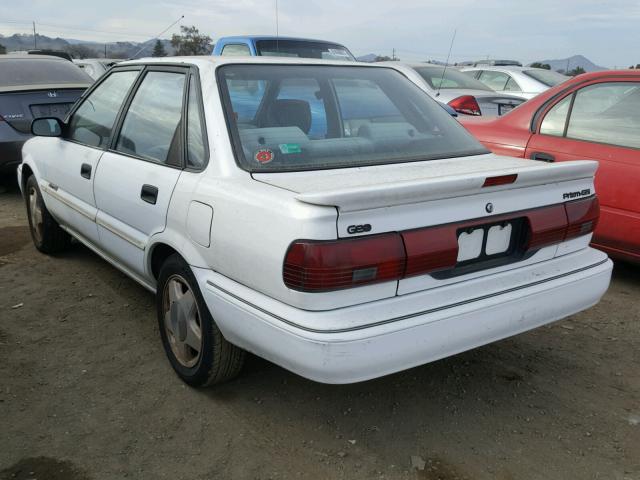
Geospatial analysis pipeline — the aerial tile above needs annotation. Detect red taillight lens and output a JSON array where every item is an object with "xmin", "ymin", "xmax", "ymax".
[
  {"xmin": 448, "ymin": 95, "xmax": 482, "ymax": 116},
  {"xmin": 565, "ymin": 196, "xmax": 599, "ymax": 240},
  {"xmin": 526, "ymin": 204, "xmax": 568, "ymax": 250},
  {"xmin": 402, "ymin": 225, "xmax": 458, "ymax": 277},
  {"xmin": 527, "ymin": 196, "xmax": 599, "ymax": 250},
  {"xmin": 283, "ymin": 233, "xmax": 406, "ymax": 292}
]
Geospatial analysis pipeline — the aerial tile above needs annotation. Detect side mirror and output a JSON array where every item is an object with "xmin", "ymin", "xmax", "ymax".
[{"xmin": 31, "ymin": 117, "xmax": 63, "ymax": 137}]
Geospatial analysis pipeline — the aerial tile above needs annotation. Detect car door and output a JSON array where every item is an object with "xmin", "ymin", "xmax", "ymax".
[
  {"xmin": 525, "ymin": 79, "xmax": 640, "ymax": 259},
  {"xmin": 41, "ymin": 67, "xmax": 141, "ymax": 245},
  {"xmin": 93, "ymin": 66, "xmax": 189, "ymax": 278}
]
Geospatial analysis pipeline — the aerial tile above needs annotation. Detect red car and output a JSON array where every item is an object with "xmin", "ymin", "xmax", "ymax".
[{"xmin": 460, "ymin": 70, "xmax": 640, "ymax": 264}]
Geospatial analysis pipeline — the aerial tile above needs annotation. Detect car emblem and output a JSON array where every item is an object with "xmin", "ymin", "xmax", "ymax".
[
  {"xmin": 47, "ymin": 91, "xmax": 58, "ymax": 98},
  {"xmin": 485, "ymin": 202, "xmax": 494, "ymax": 213}
]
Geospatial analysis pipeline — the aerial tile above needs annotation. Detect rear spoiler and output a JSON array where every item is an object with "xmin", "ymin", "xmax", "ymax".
[{"xmin": 294, "ymin": 160, "xmax": 598, "ymax": 212}]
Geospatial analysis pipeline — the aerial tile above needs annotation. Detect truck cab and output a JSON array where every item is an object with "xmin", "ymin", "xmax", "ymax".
[{"xmin": 212, "ymin": 35, "xmax": 355, "ymax": 61}]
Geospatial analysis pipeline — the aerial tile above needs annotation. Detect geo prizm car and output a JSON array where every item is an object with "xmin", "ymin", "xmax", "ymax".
[{"xmin": 19, "ymin": 56, "xmax": 612, "ymax": 386}]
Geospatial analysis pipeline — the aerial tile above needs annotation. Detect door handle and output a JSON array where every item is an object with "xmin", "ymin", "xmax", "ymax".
[
  {"xmin": 530, "ymin": 152, "xmax": 555, "ymax": 163},
  {"xmin": 80, "ymin": 163, "xmax": 92, "ymax": 179},
  {"xmin": 140, "ymin": 184, "xmax": 159, "ymax": 205}
]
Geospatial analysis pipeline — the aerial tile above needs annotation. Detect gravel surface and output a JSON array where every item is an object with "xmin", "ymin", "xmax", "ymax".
[{"xmin": 1, "ymin": 180, "xmax": 638, "ymax": 480}]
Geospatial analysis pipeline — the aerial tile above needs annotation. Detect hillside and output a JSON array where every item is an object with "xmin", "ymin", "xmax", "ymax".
[
  {"xmin": 531, "ymin": 54, "xmax": 606, "ymax": 72},
  {"xmin": 0, "ymin": 33, "xmax": 174, "ymax": 59}
]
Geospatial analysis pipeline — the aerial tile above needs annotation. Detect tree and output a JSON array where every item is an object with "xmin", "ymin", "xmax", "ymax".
[
  {"xmin": 0, "ymin": 43, "xmax": 6, "ymax": 54},
  {"xmin": 568, "ymin": 66, "xmax": 586, "ymax": 76},
  {"xmin": 530, "ymin": 62, "xmax": 551, "ymax": 70},
  {"xmin": 170, "ymin": 26, "xmax": 212, "ymax": 56},
  {"xmin": 152, "ymin": 40, "xmax": 167, "ymax": 57}
]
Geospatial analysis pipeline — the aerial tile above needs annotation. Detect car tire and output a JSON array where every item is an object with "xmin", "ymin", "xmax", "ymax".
[
  {"xmin": 157, "ymin": 254, "xmax": 245, "ymax": 387},
  {"xmin": 25, "ymin": 175, "xmax": 71, "ymax": 254}
]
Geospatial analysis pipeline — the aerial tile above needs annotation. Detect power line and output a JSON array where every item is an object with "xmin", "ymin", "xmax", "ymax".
[{"xmin": 0, "ymin": 20, "xmax": 162, "ymax": 39}]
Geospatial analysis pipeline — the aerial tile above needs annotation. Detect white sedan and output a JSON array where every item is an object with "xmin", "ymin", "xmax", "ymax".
[{"xmin": 19, "ymin": 56, "xmax": 612, "ymax": 386}]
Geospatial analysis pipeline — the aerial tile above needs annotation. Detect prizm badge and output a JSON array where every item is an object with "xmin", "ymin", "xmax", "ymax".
[
  {"xmin": 563, "ymin": 189, "xmax": 591, "ymax": 200},
  {"xmin": 47, "ymin": 91, "xmax": 58, "ymax": 98}
]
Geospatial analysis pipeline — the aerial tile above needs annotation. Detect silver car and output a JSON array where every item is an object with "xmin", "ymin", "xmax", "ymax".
[
  {"xmin": 461, "ymin": 66, "xmax": 569, "ymax": 100},
  {"xmin": 384, "ymin": 62, "xmax": 526, "ymax": 117},
  {"xmin": 72, "ymin": 58, "xmax": 123, "ymax": 81}
]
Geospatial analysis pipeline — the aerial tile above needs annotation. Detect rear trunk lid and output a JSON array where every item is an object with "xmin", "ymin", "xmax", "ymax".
[
  {"xmin": 0, "ymin": 88, "xmax": 86, "ymax": 134},
  {"xmin": 257, "ymin": 153, "xmax": 598, "ymax": 294}
]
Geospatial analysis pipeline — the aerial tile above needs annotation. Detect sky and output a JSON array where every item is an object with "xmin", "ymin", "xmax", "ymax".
[{"xmin": 1, "ymin": 0, "xmax": 639, "ymax": 67}]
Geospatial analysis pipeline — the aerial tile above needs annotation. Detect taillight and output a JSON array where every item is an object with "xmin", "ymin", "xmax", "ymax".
[
  {"xmin": 527, "ymin": 196, "xmax": 599, "ymax": 250},
  {"xmin": 402, "ymin": 225, "xmax": 458, "ymax": 277},
  {"xmin": 448, "ymin": 95, "xmax": 482, "ymax": 116},
  {"xmin": 565, "ymin": 196, "xmax": 599, "ymax": 240},
  {"xmin": 283, "ymin": 233, "xmax": 406, "ymax": 292},
  {"xmin": 284, "ymin": 197, "xmax": 599, "ymax": 292},
  {"xmin": 526, "ymin": 205, "xmax": 568, "ymax": 250}
]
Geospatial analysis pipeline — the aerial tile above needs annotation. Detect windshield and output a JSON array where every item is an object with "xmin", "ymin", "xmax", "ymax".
[
  {"xmin": 256, "ymin": 40, "xmax": 355, "ymax": 61},
  {"xmin": 524, "ymin": 69, "xmax": 568, "ymax": 87},
  {"xmin": 218, "ymin": 64, "xmax": 488, "ymax": 172},
  {"xmin": 414, "ymin": 66, "xmax": 492, "ymax": 91},
  {"xmin": 0, "ymin": 58, "xmax": 92, "ymax": 87}
]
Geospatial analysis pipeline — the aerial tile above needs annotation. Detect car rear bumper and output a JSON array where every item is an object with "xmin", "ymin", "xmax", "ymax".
[{"xmin": 194, "ymin": 248, "xmax": 612, "ymax": 384}]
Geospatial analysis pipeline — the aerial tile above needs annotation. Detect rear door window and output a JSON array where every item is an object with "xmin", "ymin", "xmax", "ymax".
[
  {"xmin": 566, "ymin": 82, "xmax": 640, "ymax": 149},
  {"xmin": 67, "ymin": 70, "xmax": 139, "ymax": 148},
  {"xmin": 477, "ymin": 71, "xmax": 510, "ymax": 91},
  {"xmin": 115, "ymin": 70, "xmax": 187, "ymax": 165}
]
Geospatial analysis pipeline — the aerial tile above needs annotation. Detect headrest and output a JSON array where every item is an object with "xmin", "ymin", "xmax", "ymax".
[{"xmin": 265, "ymin": 99, "xmax": 312, "ymax": 134}]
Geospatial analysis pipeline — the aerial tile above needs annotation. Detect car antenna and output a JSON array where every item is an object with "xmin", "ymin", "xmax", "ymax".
[
  {"xmin": 275, "ymin": 0, "xmax": 280, "ymax": 54},
  {"xmin": 436, "ymin": 29, "xmax": 457, "ymax": 98},
  {"xmin": 130, "ymin": 14, "xmax": 184, "ymax": 60}
]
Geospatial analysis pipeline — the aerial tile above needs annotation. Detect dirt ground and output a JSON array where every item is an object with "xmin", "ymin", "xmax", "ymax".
[{"xmin": 1, "ymin": 178, "xmax": 639, "ymax": 480}]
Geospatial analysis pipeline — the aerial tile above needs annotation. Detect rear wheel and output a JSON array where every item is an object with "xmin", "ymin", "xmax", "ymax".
[
  {"xmin": 157, "ymin": 254, "xmax": 245, "ymax": 386},
  {"xmin": 25, "ymin": 175, "xmax": 71, "ymax": 254}
]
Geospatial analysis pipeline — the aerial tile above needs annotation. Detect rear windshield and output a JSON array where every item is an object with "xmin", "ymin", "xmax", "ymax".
[
  {"xmin": 523, "ymin": 69, "xmax": 568, "ymax": 87},
  {"xmin": 256, "ymin": 40, "xmax": 355, "ymax": 61},
  {"xmin": 218, "ymin": 64, "xmax": 488, "ymax": 172},
  {"xmin": 414, "ymin": 66, "xmax": 491, "ymax": 91},
  {"xmin": 0, "ymin": 58, "xmax": 92, "ymax": 87}
]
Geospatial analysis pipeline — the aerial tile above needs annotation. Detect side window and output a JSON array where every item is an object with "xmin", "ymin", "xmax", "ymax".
[
  {"xmin": 540, "ymin": 94, "xmax": 573, "ymax": 136},
  {"xmin": 566, "ymin": 82, "xmax": 640, "ymax": 148},
  {"xmin": 116, "ymin": 71, "xmax": 186, "ymax": 165},
  {"xmin": 186, "ymin": 76, "xmax": 207, "ymax": 168},
  {"xmin": 221, "ymin": 44, "xmax": 251, "ymax": 56},
  {"xmin": 275, "ymin": 78, "xmax": 327, "ymax": 139},
  {"xmin": 478, "ymin": 71, "xmax": 509, "ymax": 91},
  {"xmin": 504, "ymin": 76, "xmax": 521, "ymax": 92},
  {"xmin": 67, "ymin": 70, "xmax": 138, "ymax": 148}
]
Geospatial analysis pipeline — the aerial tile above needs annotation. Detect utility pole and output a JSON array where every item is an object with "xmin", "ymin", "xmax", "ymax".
[
  {"xmin": 33, "ymin": 21, "xmax": 37, "ymax": 49},
  {"xmin": 104, "ymin": 44, "xmax": 107, "ymax": 58},
  {"xmin": 392, "ymin": 48, "xmax": 396, "ymax": 61}
]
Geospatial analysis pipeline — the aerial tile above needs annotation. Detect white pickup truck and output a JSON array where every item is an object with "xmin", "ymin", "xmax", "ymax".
[{"xmin": 19, "ymin": 56, "xmax": 612, "ymax": 386}]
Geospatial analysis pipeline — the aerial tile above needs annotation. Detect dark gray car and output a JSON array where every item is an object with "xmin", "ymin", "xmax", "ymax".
[{"xmin": 0, "ymin": 55, "xmax": 92, "ymax": 174}]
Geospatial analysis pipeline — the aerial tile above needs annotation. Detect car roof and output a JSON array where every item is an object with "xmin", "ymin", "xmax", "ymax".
[
  {"xmin": 218, "ymin": 35, "xmax": 348, "ymax": 45},
  {"xmin": 117, "ymin": 55, "xmax": 379, "ymax": 68},
  {"xmin": 0, "ymin": 53, "xmax": 70, "ymax": 61}
]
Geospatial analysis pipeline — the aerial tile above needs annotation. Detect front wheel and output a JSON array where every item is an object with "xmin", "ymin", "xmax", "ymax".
[
  {"xmin": 25, "ymin": 175, "xmax": 71, "ymax": 254},
  {"xmin": 157, "ymin": 254, "xmax": 245, "ymax": 387}
]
